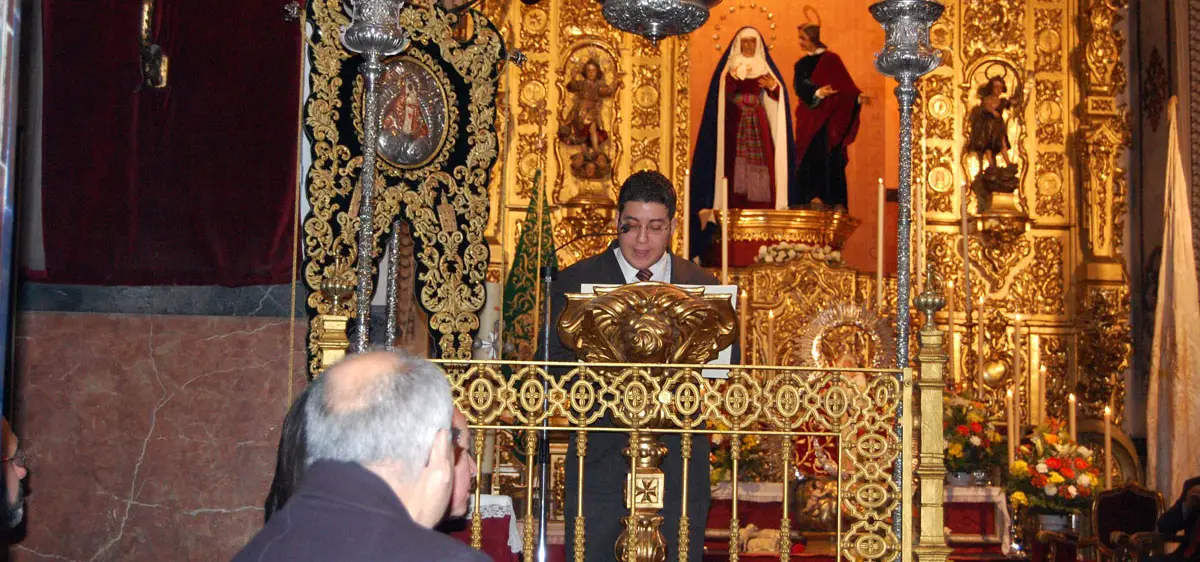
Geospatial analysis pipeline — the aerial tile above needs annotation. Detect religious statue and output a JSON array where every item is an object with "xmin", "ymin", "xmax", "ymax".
[
  {"xmin": 965, "ymin": 76, "xmax": 1020, "ymax": 211},
  {"xmin": 558, "ymin": 58, "xmax": 621, "ymax": 180},
  {"xmin": 792, "ymin": 11, "xmax": 866, "ymax": 211},
  {"xmin": 688, "ymin": 27, "xmax": 797, "ymax": 263}
]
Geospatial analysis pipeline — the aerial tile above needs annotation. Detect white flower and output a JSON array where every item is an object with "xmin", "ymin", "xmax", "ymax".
[
  {"xmin": 1036, "ymin": 462, "xmax": 1049, "ymax": 474},
  {"xmin": 831, "ymin": 251, "xmax": 842, "ymax": 260},
  {"xmin": 969, "ymin": 436, "xmax": 982, "ymax": 447},
  {"xmin": 1076, "ymin": 474, "xmax": 1091, "ymax": 487},
  {"xmin": 1076, "ymin": 446, "xmax": 1092, "ymax": 458},
  {"xmin": 1067, "ymin": 485, "xmax": 1078, "ymax": 498},
  {"xmin": 1044, "ymin": 484, "xmax": 1059, "ymax": 497}
]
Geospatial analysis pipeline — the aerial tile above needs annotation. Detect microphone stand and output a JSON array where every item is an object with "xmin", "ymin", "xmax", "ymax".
[{"xmin": 532, "ymin": 227, "xmax": 626, "ymax": 562}]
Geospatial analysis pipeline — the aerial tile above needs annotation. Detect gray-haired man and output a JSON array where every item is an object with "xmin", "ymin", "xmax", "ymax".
[{"xmin": 234, "ymin": 351, "xmax": 488, "ymax": 562}]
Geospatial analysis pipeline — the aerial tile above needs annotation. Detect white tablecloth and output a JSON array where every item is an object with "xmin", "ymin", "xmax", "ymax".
[
  {"xmin": 710, "ymin": 481, "xmax": 786, "ymax": 502},
  {"xmin": 469, "ymin": 494, "xmax": 521, "ymax": 553}
]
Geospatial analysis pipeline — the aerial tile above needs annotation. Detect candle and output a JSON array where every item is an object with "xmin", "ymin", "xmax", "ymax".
[
  {"xmin": 721, "ymin": 177, "xmax": 730, "ymax": 285},
  {"xmin": 1068, "ymin": 393, "xmax": 1077, "ymax": 441},
  {"xmin": 682, "ymin": 171, "xmax": 691, "ymax": 259},
  {"xmin": 1012, "ymin": 314, "xmax": 1023, "ymax": 424},
  {"xmin": 481, "ymin": 429, "xmax": 496, "ymax": 475},
  {"xmin": 767, "ymin": 310, "xmax": 776, "ymax": 366},
  {"xmin": 1006, "ymin": 388, "xmax": 1016, "ymax": 465},
  {"xmin": 1104, "ymin": 405, "xmax": 1113, "ymax": 489},
  {"xmin": 946, "ymin": 281, "xmax": 957, "ymax": 381},
  {"xmin": 961, "ymin": 182, "xmax": 972, "ymax": 319},
  {"xmin": 876, "ymin": 177, "xmax": 885, "ymax": 311},
  {"xmin": 739, "ymin": 289, "xmax": 749, "ymax": 364},
  {"xmin": 976, "ymin": 296, "xmax": 986, "ymax": 390}
]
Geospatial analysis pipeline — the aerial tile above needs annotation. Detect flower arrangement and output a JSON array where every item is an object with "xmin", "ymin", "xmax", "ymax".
[
  {"xmin": 943, "ymin": 393, "xmax": 1005, "ymax": 472},
  {"xmin": 1007, "ymin": 418, "xmax": 1099, "ymax": 514},
  {"xmin": 709, "ymin": 422, "xmax": 768, "ymax": 486},
  {"xmin": 755, "ymin": 243, "xmax": 843, "ymax": 266}
]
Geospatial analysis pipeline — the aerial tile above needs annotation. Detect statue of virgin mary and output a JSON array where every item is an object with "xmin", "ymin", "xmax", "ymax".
[{"xmin": 689, "ymin": 27, "xmax": 797, "ymax": 264}]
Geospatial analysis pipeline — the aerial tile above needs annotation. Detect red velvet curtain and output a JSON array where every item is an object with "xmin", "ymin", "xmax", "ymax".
[{"xmin": 40, "ymin": 1, "xmax": 301, "ymax": 285}]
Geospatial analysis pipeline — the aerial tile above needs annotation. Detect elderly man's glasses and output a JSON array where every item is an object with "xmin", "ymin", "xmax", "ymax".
[{"xmin": 3, "ymin": 450, "xmax": 25, "ymax": 469}]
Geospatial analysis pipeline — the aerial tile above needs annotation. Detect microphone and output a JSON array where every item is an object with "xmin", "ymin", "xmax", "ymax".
[{"xmin": 551, "ymin": 226, "xmax": 627, "ymax": 254}]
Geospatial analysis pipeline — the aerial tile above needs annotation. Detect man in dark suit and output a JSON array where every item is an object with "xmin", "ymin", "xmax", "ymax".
[
  {"xmin": 233, "ymin": 351, "xmax": 488, "ymax": 562},
  {"xmin": 1154, "ymin": 476, "xmax": 1200, "ymax": 562},
  {"xmin": 546, "ymin": 170, "xmax": 718, "ymax": 562}
]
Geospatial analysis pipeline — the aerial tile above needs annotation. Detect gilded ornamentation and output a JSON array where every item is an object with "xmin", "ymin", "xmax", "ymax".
[
  {"xmin": 518, "ymin": 60, "xmax": 550, "ymax": 126},
  {"xmin": 520, "ymin": 8, "xmax": 549, "ymax": 52},
  {"xmin": 558, "ymin": 0, "xmax": 611, "ymax": 45},
  {"xmin": 1005, "ymin": 237, "xmax": 1066, "ymax": 315},
  {"xmin": 796, "ymin": 302, "xmax": 896, "ymax": 369},
  {"xmin": 925, "ymin": 146, "xmax": 955, "ymax": 213},
  {"xmin": 1039, "ymin": 335, "xmax": 1069, "ymax": 421},
  {"xmin": 516, "ymin": 133, "xmax": 547, "ymax": 192},
  {"xmin": 962, "ymin": 0, "xmax": 1027, "ymax": 70},
  {"xmin": 966, "ymin": 229, "xmax": 1032, "ymax": 292},
  {"xmin": 1034, "ymin": 152, "xmax": 1065, "ymax": 217},
  {"xmin": 923, "ymin": 75, "xmax": 955, "ymax": 141},
  {"xmin": 1033, "ymin": 9, "xmax": 1062, "ymax": 74},
  {"xmin": 1035, "ymin": 79, "xmax": 1064, "ymax": 145},
  {"xmin": 553, "ymin": 201, "xmax": 613, "ymax": 269},
  {"xmin": 631, "ymin": 65, "xmax": 662, "ymax": 130},
  {"xmin": 556, "ymin": 44, "xmax": 622, "ymax": 181},
  {"xmin": 1142, "ymin": 48, "xmax": 1168, "ymax": 133},
  {"xmin": 631, "ymin": 136, "xmax": 662, "ymax": 173},
  {"xmin": 1077, "ymin": 285, "xmax": 1129, "ymax": 423},
  {"xmin": 303, "ymin": 2, "xmax": 503, "ymax": 366}
]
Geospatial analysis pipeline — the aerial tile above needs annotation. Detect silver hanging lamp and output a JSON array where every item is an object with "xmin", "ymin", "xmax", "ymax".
[{"xmin": 601, "ymin": 0, "xmax": 721, "ymax": 44}]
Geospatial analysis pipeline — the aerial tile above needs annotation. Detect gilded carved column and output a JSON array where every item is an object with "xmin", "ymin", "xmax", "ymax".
[
  {"xmin": 913, "ymin": 273, "xmax": 953, "ymax": 562},
  {"xmin": 1075, "ymin": 0, "xmax": 1130, "ymax": 421}
]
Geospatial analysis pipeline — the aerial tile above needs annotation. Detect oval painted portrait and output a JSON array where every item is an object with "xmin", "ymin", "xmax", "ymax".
[{"xmin": 376, "ymin": 56, "xmax": 449, "ymax": 169}]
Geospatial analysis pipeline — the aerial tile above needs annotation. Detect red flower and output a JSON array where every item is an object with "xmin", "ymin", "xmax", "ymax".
[
  {"xmin": 1033, "ymin": 474, "xmax": 1049, "ymax": 487},
  {"xmin": 956, "ymin": 425, "xmax": 970, "ymax": 436},
  {"xmin": 1079, "ymin": 487, "xmax": 1091, "ymax": 497},
  {"xmin": 970, "ymin": 422, "xmax": 984, "ymax": 434},
  {"xmin": 1074, "ymin": 458, "xmax": 1089, "ymax": 470},
  {"xmin": 1046, "ymin": 458, "xmax": 1062, "ymax": 470},
  {"xmin": 1061, "ymin": 467, "xmax": 1076, "ymax": 479}
]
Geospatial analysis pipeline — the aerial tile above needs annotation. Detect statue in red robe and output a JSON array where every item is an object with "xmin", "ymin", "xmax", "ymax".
[{"xmin": 792, "ymin": 24, "xmax": 865, "ymax": 211}]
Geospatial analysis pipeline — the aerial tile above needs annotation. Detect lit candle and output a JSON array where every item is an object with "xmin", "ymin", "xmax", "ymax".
[
  {"xmin": 1104, "ymin": 405, "xmax": 1113, "ymax": 489},
  {"xmin": 1068, "ymin": 393, "xmax": 1077, "ymax": 441},
  {"xmin": 721, "ymin": 177, "xmax": 730, "ymax": 285},
  {"xmin": 739, "ymin": 289, "xmax": 749, "ymax": 364},
  {"xmin": 682, "ymin": 171, "xmax": 691, "ymax": 259},
  {"xmin": 767, "ymin": 309, "xmax": 776, "ymax": 366},
  {"xmin": 1006, "ymin": 388, "xmax": 1016, "ymax": 465},
  {"xmin": 876, "ymin": 177, "xmax": 885, "ymax": 311}
]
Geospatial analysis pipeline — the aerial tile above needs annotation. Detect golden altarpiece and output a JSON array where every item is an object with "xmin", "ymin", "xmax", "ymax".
[{"xmin": 300, "ymin": 0, "xmax": 1140, "ymax": 558}]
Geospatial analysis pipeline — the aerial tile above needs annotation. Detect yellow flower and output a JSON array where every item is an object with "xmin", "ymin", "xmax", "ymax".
[
  {"xmin": 1010, "ymin": 491, "xmax": 1028, "ymax": 507},
  {"xmin": 1044, "ymin": 433, "xmax": 1059, "ymax": 445},
  {"xmin": 966, "ymin": 412, "xmax": 984, "ymax": 424},
  {"xmin": 1049, "ymin": 472, "xmax": 1066, "ymax": 484},
  {"xmin": 948, "ymin": 443, "xmax": 964, "ymax": 458},
  {"xmin": 1010, "ymin": 460, "xmax": 1029, "ymax": 476}
]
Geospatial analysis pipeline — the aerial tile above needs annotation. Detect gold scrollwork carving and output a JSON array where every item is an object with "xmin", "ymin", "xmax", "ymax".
[
  {"xmin": 1034, "ymin": 8, "xmax": 1063, "ymax": 74},
  {"xmin": 967, "ymin": 230, "xmax": 1032, "ymax": 293},
  {"xmin": 518, "ymin": 60, "xmax": 550, "ymax": 126},
  {"xmin": 631, "ymin": 65, "xmax": 662, "ymax": 130},
  {"xmin": 1077, "ymin": 284, "xmax": 1129, "ymax": 423},
  {"xmin": 1035, "ymin": 79, "xmax": 1064, "ymax": 145},
  {"xmin": 631, "ymin": 136, "xmax": 662, "ymax": 173},
  {"xmin": 1039, "ymin": 334, "xmax": 1069, "ymax": 421},
  {"xmin": 962, "ymin": 0, "xmax": 1028, "ymax": 70},
  {"xmin": 1034, "ymin": 152, "xmax": 1066, "ymax": 217},
  {"xmin": 923, "ymin": 75, "xmax": 955, "ymax": 141},
  {"xmin": 1006, "ymin": 237, "xmax": 1066, "ymax": 315},
  {"xmin": 925, "ymin": 146, "xmax": 955, "ymax": 213},
  {"xmin": 521, "ymin": 8, "xmax": 549, "ymax": 52}
]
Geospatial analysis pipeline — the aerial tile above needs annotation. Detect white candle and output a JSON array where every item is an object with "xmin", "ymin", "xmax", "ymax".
[
  {"xmin": 876, "ymin": 178, "xmax": 885, "ymax": 311},
  {"xmin": 682, "ymin": 171, "xmax": 691, "ymax": 259},
  {"xmin": 1104, "ymin": 405, "xmax": 1113, "ymax": 489},
  {"xmin": 481, "ymin": 429, "xmax": 496, "ymax": 475},
  {"xmin": 1013, "ymin": 314, "xmax": 1023, "ymax": 425},
  {"xmin": 721, "ymin": 177, "xmax": 730, "ymax": 285},
  {"xmin": 946, "ymin": 281, "xmax": 957, "ymax": 382},
  {"xmin": 976, "ymin": 296, "xmax": 986, "ymax": 390},
  {"xmin": 1006, "ymin": 388, "xmax": 1016, "ymax": 465},
  {"xmin": 1068, "ymin": 393, "xmax": 1077, "ymax": 441},
  {"xmin": 767, "ymin": 310, "xmax": 776, "ymax": 366},
  {"xmin": 961, "ymin": 183, "xmax": 972, "ymax": 319}
]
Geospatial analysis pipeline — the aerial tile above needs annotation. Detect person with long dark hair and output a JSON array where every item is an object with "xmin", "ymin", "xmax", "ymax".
[{"xmin": 263, "ymin": 389, "xmax": 310, "ymax": 524}]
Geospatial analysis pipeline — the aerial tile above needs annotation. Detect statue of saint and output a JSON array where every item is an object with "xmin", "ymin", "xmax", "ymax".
[
  {"xmin": 965, "ymin": 76, "xmax": 1019, "ymax": 210},
  {"xmin": 688, "ymin": 27, "xmax": 796, "ymax": 263},
  {"xmin": 558, "ymin": 58, "xmax": 621, "ymax": 180},
  {"xmin": 792, "ymin": 21, "xmax": 866, "ymax": 211}
]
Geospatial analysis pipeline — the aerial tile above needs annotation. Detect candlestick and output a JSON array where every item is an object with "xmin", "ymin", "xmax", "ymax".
[
  {"xmin": 1104, "ymin": 405, "xmax": 1113, "ymax": 489},
  {"xmin": 767, "ymin": 309, "xmax": 776, "ymax": 366},
  {"xmin": 876, "ymin": 177, "xmax": 885, "ymax": 311},
  {"xmin": 682, "ymin": 171, "xmax": 691, "ymax": 259},
  {"xmin": 1068, "ymin": 393, "xmax": 1077, "ymax": 441},
  {"xmin": 720, "ymin": 177, "xmax": 730, "ymax": 285},
  {"xmin": 1006, "ymin": 388, "xmax": 1016, "ymax": 465},
  {"xmin": 739, "ymin": 289, "xmax": 748, "ymax": 364}
]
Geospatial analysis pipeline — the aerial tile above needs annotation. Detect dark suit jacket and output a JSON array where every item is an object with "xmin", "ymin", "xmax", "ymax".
[
  {"xmin": 546, "ymin": 243, "xmax": 726, "ymax": 562},
  {"xmin": 233, "ymin": 461, "xmax": 489, "ymax": 562},
  {"xmin": 1158, "ymin": 476, "xmax": 1200, "ymax": 552}
]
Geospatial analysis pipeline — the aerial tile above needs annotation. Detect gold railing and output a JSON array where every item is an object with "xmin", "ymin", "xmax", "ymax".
[{"xmin": 438, "ymin": 360, "xmax": 914, "ymax": 562}]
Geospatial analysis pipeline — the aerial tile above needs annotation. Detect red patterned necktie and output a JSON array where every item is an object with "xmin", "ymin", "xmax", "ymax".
[{"xmin": 636, "ymin": 268, "xmax": 652, "ymax": 282}]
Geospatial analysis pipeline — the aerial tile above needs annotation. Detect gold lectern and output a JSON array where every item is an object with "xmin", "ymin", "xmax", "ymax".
[{"xmin": 557, "ymin": 282, "xmax": 737, "ymax": 562}]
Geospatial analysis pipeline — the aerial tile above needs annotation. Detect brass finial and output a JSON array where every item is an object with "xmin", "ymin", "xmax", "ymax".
[
  {"xmin": 320, "ymin": 256, "xmax": 356, "ymax": 311},
  {"xmin": 914, "ymin": 263, "xmax": 945, "ymax": 320}
]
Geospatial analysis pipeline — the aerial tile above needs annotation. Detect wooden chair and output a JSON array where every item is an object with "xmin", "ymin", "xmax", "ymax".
[{"xmin": 1084, "ymin": 481, "xmax": 1166, "ymax": 562}]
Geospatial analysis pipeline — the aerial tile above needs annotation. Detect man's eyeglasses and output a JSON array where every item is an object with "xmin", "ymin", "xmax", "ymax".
[
  {"xmin": 3, "ymin": 450, "xmax": 25, "ymax": 469},
  {"xmin": 619, "ymin": 222, "xmax": 671, "ymax": 237},
  {"xmin": 449, "ymin": 427, "xmax": 475, "ymax": 458}
]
